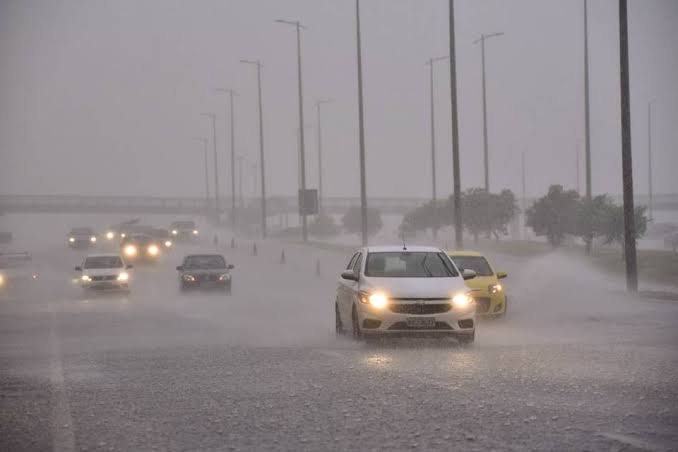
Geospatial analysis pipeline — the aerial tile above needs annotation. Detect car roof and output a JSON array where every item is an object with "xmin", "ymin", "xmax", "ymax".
[
  {"xmin": 447, "ymin": 250, "xmax": 484, "ymax": 257},
  {"xmin": 362, "ymin": 245, "xmax": 443, "ymax": 253},
  {"xmin": 184, "ymin": 254, "xmax": 224, "ymax": 258},
  {"xmin": 85, "ymin": 253, "xmax": 122, "ymax": 258}
]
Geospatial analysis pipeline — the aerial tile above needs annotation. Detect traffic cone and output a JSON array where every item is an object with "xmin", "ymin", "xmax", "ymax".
[
  {"xmin": 280, "ymin": 250, "xmax": 286, "ymax": 264},
  {"xmin": 252, "ymin": 243, "xmax": 258, "ymax": 256}
]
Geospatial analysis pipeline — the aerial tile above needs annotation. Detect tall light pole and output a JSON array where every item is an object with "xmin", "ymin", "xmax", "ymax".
[
  {"xmin": 583, "ymin": 0, "xmax": 593, "ymax": 254},
  {"xmin": 521, "ymin": 149, "xmax": 527, "ymax": 239},
  {"xmin": 193, "ymin": 137, "xmax": 210, "ymax": 215},
  {"xmin": 276, "ymin": 19, "xmax": 309, "ymax": 242},
  {"xmin": 576, "ymin": 140, "xmax": 581, "ymax": 195},
  {"xmin": 449, "ymin": 0, "xmax": 463, "ymax": 249},
  {"xmin": 473, "ymin": 32, "xmax": 504, "ymax": 192},
  {"xmin": 201, "ymin": 112, "xmax": 219, "ymax": 221},
  {"xmin": 648, "ymin": 99, "xmax": 655, "ymax": 221},
  {"xmin": 619, "ymin": 0, "xmax": 637, "ymax": 292},
  {"xmin": 236, "ymin": 155, "xmax": 245, "ymax": 209},
  {"xmin": 355, "ymin": 0, "xmax": 368, "ymax": 246},
  {"xmin": 426, "ymin": 55, "xmax": 448, "ymax": 241},
  {"xmin": 216, "ymin": 88, "xmax": 237, "ymax": 230},
  {"xmin": 241, "ymin": 59, "xmax": 267, "ymax": 238},
  {"xmin": 315, "ymin": 98, "xmax": 333, "ymax": 215}
]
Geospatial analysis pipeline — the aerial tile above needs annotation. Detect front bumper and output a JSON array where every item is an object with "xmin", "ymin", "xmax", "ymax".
[
  {"xmin": 81, "ymin": 281, "xmax": 129, "ymax": 291},
  {"xmin": 356, "ymin": 302, "xmax": 475, "ymax": 337},
  {"xmin": 473, "ymin": 292, "xmax": 506, "ymax": 316}
]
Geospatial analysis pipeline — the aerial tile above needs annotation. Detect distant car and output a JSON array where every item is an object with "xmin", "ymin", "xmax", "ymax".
[
  {"xmin": 448, "ymin": 250, "xmax": 508, "ymax": 317},
  {"xmin": 176, "ymin": 254, "xmax": 234, "ymax": 293},
  {"xmin": 68, "ymin": 227, "xmax": 97, "ymax": 249},
  {"xmin": 75, "ymin": 254, "xmax": 132, "ymax": 292},
  {"xmin": 120, "ymin": 234, "xmax": 163, "ymax": 262},
  {"xmin": 169, "ymin": 221, "xmax": 199, "ymax": 240},
  {"xmin": 149, "ymin": 228, "xmax": 173, "ymax": 249},
  {"xmin": 335, "ymin": 246, "xmax": 477, "ymax": 344},
  {"xmin": 0, "ymin": 252, "xmax": 39, "ymax": 293}
]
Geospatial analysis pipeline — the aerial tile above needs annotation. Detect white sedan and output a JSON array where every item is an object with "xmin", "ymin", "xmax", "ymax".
[
  {"xmin": 75, "ymin": 254, "xmax": 133, "ymax": 292},
  {"xmin": 335, "ymin": 246, "xmax": 477, "ymax": 344}
]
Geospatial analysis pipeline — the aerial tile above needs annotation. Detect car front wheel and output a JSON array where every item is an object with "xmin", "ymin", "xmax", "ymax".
[
  {"xmin": 351, "ymin": 306, "xmax": 362, "ymax": 340},
  {"xmin": 335, "ymin": 303, "xmax": 344, "ymax": 335}
]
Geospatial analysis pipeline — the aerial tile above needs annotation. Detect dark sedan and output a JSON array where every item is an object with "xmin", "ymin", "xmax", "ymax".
[{"xmin": 176, "ymin": 254, "xmax": 233, "ymax": 293}]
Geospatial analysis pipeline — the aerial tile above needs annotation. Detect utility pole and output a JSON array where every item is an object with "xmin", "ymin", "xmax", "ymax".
[
  {"xmin": 576, "ymin": 141, "xmax": 581, "ymax": 195},
  {"xmin": 276, "ymin": 19, "xmax": 309, "ymax": 242},
  {"xmin": 449, "ymin": 0, "xmax": 463, "ymax": 249},
  {"xmin": 201, "ymin": 112, "xmax": 219, "ymax": 222},
  {"xmin": 315, "ymin": 99, "xmax": 333, "ymax": 215},
  {"xmin": 356, "ymin": 0, "xmax": 368, "ymax": 246},
  {"xmin": 618, "ymin": 0, "xmax": 637, "ymax": 292},
  {"xmin": 193, "ymin": 137, "xmax": 210, "ymax": 215},
  {"xmin": 216, "ymin": 88, "xmax": 237, "ymax": 230},
  {"xmin": 521, "ymin": 150, "xmax": 527, "ymax": 239},
  {"xmin": 426, "ymin": 56, "xmax": 448, "ymax": 241},
  {"xmin": 584, "ymin": 0, "xmax": 593, "ymax": 253},
  {"xmin": 241, "ymin": 59, "xmax": 267, "ymax": 238},
  {"xmin": 473, "ymin": 32, "xmax": 504, "ymax": 192},
  {"xmin": 648, "ymin": 99, "xmax": 655, "ymax": 221},
  {"xmin": 236, "ymin": 155, "xmax": 245, "ymax": 209}
]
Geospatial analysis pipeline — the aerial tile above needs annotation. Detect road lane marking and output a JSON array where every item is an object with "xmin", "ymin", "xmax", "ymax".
[
  {"xmin": 598, "ymin": 432, "xmax": 663, "ymax": 452},
  {"xmin": 49, "ymin": 308, "xmax": 76, "ymax": 452}
]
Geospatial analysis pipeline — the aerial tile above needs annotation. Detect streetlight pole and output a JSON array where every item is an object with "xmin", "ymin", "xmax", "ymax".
[
  {"xmin": 201, "ymin": 112, "xmax": 219, "ymax": 222},
  {"xmin": 276, "ymin": 19, "xmax": 309, "ymax": 242},
  {"xmin": 583, "ymin": 0, "xmax": 593, "ymax": 254},
  {"xmin": 315, "ymin": 99, "xmax": 333, "ymax": 215},
  {"xmin": 473, "ymin": 32, "xmax": 504, "ymax": 192},
  {"xmin": 241, "ymin": 60, "xmax": 267, "ymax": 238},
  {"xmin": 236, "ymin": 155, "xmax": 245, "ymax": 209},
  {"xmin": 449, "ymin": 0, "xmax": 463, "ymax": 249},
  {"xmin": 618, "ymin": 0, "xmax": 638, "ymax": 292},
  {"xmin": 648, "ymin": 99, "xmax": 655, "ymax": 221},
  {"xmin": 426, "ymin": 56, "xmax": 448, "ymax": 241},
  {"xmin": 355, "ymin": 0, "xmax": 368, "ymax": 246},
  {"xmin": 522, "ymin": 150, "xmax": 527, "ymax": 239},
  {"xmin": 216, "ymin": 88, "xmax": 237, "ymax": 231},
  {"xmin": 193, "ymin": 137, "xmax": 210, "ymax": 215}
]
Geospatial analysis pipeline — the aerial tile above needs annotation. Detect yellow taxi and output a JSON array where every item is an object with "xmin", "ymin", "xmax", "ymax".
[{"xmin": 448, "ymin": 250, "xmax": 507, "ymax": 317}]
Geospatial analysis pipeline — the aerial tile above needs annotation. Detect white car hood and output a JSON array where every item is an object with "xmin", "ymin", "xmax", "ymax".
[
  {"xmin": 360, "ymin": 276, "xmax": 467, "ymax": 299},
  {"xmin": 83, "ymin": 268, "xmax": 123, "ymax": 277}
]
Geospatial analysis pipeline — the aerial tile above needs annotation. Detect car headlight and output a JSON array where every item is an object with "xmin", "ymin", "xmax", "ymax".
[
  {"xmin": 147, "ymin": 245, "xmax": 159, "ymax": 256},
  {"xmin": 182, "ymin": 274, "xmax": 196, "ymax": 282},
  {"xmin": 0, "ymin": 274, "xmax": 5, "ymax": 286},
  {"xmin": 360, "ymin": 291, "xmax": 389, "ymax": 309},
  {"xmin": 124, "ymin": 245, "xmax": 137, "ymax": 257},
  {"xmin": 218, "ymin": 273, "xmax": 231, "ymax": 281},
  {"xmin": 121, "ymin": 233, "xmax": 126, "ymax": 238},
  {"xmin": 106, "ymin": 231, "xmax": 115, "ymax": 240},
  {"xmin": 192, "ymin": 230, "xmax": 199, "ymax": 235},
  {"xmin": 490, "ymin": 284, "xmax": 503, "ymax": 294},
  {"xmin": 69, "ymin": 237, "xmax": 75, "ymax": 243},
  {"xmin": 81, "ymin": 275, "xmax": 91, "ymax": 282},
  {"xmin": 171, "ymin": 230, "xmax": 178, "ymax": 235},
  {"xmin": 164, "ymin": 240, "xmax": 172, "ymax": 248},
  {"xmin": 90, "ymin": 236, "xmax": 97, "ymax": 243},
  {"xmin": 117, "ymin": 272, "xmax": 129, "ymax": 282},
  {"xmin": 451, "ymin": 293, "xmax": 473, "ymax": 309}
]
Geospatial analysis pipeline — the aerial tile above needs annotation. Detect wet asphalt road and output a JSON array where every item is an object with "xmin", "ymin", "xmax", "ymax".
[{"xmin": 1, "ymin": 232, "xmax": 678, "ymax": 451}]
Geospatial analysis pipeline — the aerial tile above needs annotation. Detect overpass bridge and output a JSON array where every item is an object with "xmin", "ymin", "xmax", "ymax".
[{"xmin": 1, "ymin": 193, "xmax": 676, "ymax": 218}]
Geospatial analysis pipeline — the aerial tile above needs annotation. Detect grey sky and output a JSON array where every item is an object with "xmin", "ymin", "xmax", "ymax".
[{"xmin": 1, "ymin": 0, "xmax": 677, "ymax": 200}]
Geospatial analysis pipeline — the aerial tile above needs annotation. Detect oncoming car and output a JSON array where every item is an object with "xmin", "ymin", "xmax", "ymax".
[
  {"xmin": 120, "ymin": 234, "xmax": 163, "ymax": 262},
  {"xmin": 75, "ymin": 254, "xmax": 133, "ymax": 292},
  {"xmin": 169, "ymin": 221, "xmax": 199, "ymax": 240},
  {"xmin": 176, "ymin": 254, "xmax": 234, "ymax": 293},
  {"xmin": 67, "ymin": 227, "xmax": 98, "ymax": 249},
  {"xmin": 335, "ymin": 246, "xmax": 477, "ymax": 344},
  {"xmin": 448, "ymin": 250, "xmax": 507, "ymax": 317}
]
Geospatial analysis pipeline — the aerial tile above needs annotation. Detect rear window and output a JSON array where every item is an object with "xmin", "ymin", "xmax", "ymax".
[
  {"xmin": 449, "ymin": 255, "xmax": 494, "ymax": 277},
  {"xmin": 365, "ymin": 252, "xmax": 458, "ymax": 278},
  {"xmin": 84, "ymin": 256, "xmax": 123, "ymax": 269}
]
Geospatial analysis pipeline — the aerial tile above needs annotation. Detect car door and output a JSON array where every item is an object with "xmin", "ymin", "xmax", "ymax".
[
  {"xmin": 345, "ymin": 252, "xmax": 363, "ymax": 318},
  {"xmin": 338, "ymin": 252, "xmax": 359, "ymax": 324}
]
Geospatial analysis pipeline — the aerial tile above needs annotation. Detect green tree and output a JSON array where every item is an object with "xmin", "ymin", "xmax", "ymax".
[
  {"xmin": 461, "ymin": 188, "xmax": 517, "ymax": 242},
  {"xmin": 526, "ymin": 185, "xmax": 579, "ymax": 247},
  {"xmin": 342, "ymin": 206, "xmax": 383, "ymax": 237},
  {"xmin": 601, "ymin": 204, "xmax": 648, "ymax": 257},
  {"xmin": 574, "ymin": 194, "xmax": 614, "ymax": 253},
  {"xmin": 309, "ymin": 214, "xmax": 340, "ymax": 237},
  {"xmin": 399, "ymin": 200, "xmax": 452, "ymax": 239}
]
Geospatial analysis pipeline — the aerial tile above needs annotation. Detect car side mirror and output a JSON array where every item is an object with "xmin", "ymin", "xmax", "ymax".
[
  {"xmin": 462, "ymin": 269, "xmax": 477, "ymax": 280},
  {"xmin": 228, "ymin": 264, "xmax": 235, "ymax": 270},
  {"xmin": 74, "ymin": 266, "xmax": 82, "ymax": 271},
  {"xmin": 126, "ymin": 264, "xmax": 134, "ymax": 270},
  {"xmin": 341, "ymin": 270, "xmax": 359, "ymax": 282},
  {"xmin": 496, "ymin": 271, "xmax": 507, "ymax": 279},
  {"xmin": 176, "ymin": 266, "xmax": 183, "ymax": 271}
]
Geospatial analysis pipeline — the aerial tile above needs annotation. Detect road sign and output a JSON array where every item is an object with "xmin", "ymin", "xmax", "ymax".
[{"xmin": 299, "ymin": 189, "xmax": 318, "ymax": 216}]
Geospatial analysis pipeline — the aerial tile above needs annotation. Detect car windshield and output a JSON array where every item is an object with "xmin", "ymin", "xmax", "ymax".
[
  {"xmin": 71, "ymin": 228, "xmax": 94, "ymax": 235},
  {"xmin": 84, "ymin": 256, "xmax": 123, "ymax": 269},
  {"xmin": 173, "ymin": 221, "xmax": 195, "ymax": 229},
  {"xmin": 364, "ymin": 252, "xmax": 458, "ymax": 278},
  {"xmin": 449, "ymin": 255, "xmax": 494, "ymax": 277},
  {"xmin": 183, "ymin": 255, "xmax": 226, "ymax": 270}
]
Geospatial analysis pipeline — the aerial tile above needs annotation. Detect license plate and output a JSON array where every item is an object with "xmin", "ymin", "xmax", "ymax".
[{"xmin": 406, "ymin": 317, "xmax": 436, "ymax": 329}]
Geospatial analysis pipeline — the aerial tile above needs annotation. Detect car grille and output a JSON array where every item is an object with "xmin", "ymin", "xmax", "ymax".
[
  {"xmin": 90, "ymin": 275, "xmax": 117, "ymax": 281},
  {"xmin": 474, "ymin": 297, "xmax": 491, "ymax": 313},
  {"xmin": 388, "ymin": 322, "xmax": 453, "ymax": 331},
  {"xmin": 389, "ymin": 303, "xmax": 451, "ymax": 315},
  {"xmin": 197, "ymin": 274, "xmax": 220, "ymax": 282}
]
